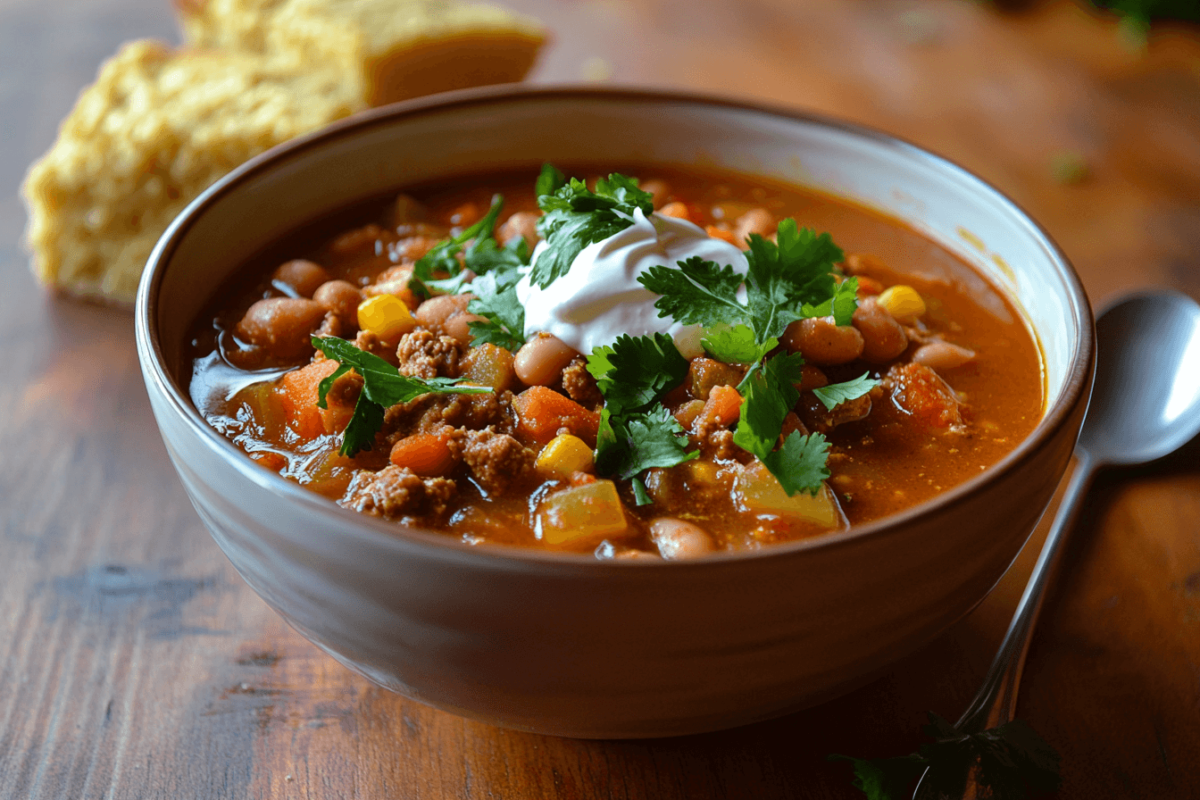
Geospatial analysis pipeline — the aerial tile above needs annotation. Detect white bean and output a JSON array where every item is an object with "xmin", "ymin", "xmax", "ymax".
[
  {"xmin": 913, "ymin": 340, "xmax": 975, "ymax": 372},
  {"xmin": 650, "ymin": 517, "xmax": 715, "ymax": 560},
  {"xmin": 514, "ymin": 334, "xmax": 577, "ymax": 386}
]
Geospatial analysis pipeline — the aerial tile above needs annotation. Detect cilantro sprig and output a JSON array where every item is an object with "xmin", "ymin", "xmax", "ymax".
[
  {"xmin": 830, "ymin": 713, "xmax": 1061, "ymax": 800},
  {"xmin": 813, "ymin": 372, "xmax": 880, "ymax": 411},
  {"xmin": 639, "ymin": 219, "xmax": 851, "ymax": 343},
  {"xmin": 466, "ymin": 266, "xmax": 526, "ymax": 352},
  {"xmin": 408, "ymin": 194, "xmax": 526, "ymax": 298},
  {"xmin": 532, "ymin": 171, "xmax": 654, "ymax": 288},
  {"xmin": 311, "ymin": 336, "xmax": 492, "ymax": 457},
  {"xmin": 586, "ymin": 333, "xmax": 696, "ymax": 504}
]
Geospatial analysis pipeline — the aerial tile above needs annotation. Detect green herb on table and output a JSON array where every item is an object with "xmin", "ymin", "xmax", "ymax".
[
  {"xmin": 312, "ymin": 336, "xmax": 492, "ymax": 457},
  {"xmin": 830, "ymin": 712, "xmax": 1061, "ymax": 800}
]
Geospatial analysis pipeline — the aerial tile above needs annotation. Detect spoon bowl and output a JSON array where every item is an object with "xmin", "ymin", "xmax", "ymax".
[{"xmin": 1082, "ymin": 291, "xmax": 1200, "ymax": 466}]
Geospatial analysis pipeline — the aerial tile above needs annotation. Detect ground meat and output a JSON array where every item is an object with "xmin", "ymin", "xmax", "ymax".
[
  {"xmin": 396, "ymin": 329, "xmax": 461, "ymax": 379},
  {"xmin": 704, "ymin": 428, "xmax": 739, "ymax": 461},
  {"xmin": 383, "ymin": 390, "xmax": 513, "ymax": 445},
  {"xmin": 462, "ymin": 429, "xmax": 535, "ymax": 496},
  {"xmin": 561, "ymin": 356, "xmax": 602, "ymax": 408},
  {"xmin": 355, "ymin": 330, "xmax": 398, "ymax": 366},
  {"xmin": 343, "ymin": 466, "xmax": 456, "ymax": 519},
  {"xmin": 325, "ymin": 368, "xmax": 364, "ymax": 408},
  {"xmin": 798, "ymin": 391, "xmax": 875, "ymax": 434}
]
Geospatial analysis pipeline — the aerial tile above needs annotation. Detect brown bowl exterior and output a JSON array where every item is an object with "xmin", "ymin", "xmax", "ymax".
[{"xmin": 136, "ymin": 87, "xmax": 1093, "ymax": 738}]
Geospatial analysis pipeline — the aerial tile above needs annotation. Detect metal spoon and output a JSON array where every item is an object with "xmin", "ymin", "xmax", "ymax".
[{"xmin": 915, "ymin": 289, "xmax": 1200, "ymax": 798}]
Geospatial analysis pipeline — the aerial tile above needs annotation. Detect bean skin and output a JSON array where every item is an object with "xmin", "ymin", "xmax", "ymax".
[
  {"xmin": 235, "ymin": 297, "xmax": 327, "ymax": 359},
  {"xmin": 497, "ymin": 211, "xmax": 540, "ymax": 253},
  {"xmin": 313, "ymin": 280, "xmax": 363, "ymax": 328},
  {"xmin": 271, "ymin": 259, "xmax": 330, "ymax": 298},
  {"xmin": 734, "ymin": 208, "xmax": 775, "ymax": 241},
  {"xmin": 913, "ymin": 340, "xmax": 975, "ymax": 372},
  {"xmin": 415, "ymin": 294, "xmax": 471, "ymax": 330},
  {"xmin": 443, "ymin": 312, "xmax": 489, "ymax": 346},
  {"xmin": 781, "ymin": 316, "xmax": 865, "ymax": 365},
  {"xmin": 639, "ymin": 178, "xmax": 670, "ymax": 208},
  {"xmin": 650, "ymin": 517, "xmax": 715, "ymax": 559},
  {"xmin": 853, "ymin": 297, "xmax": 909, "ymax": 363},
  {"xmin": 513, "ymin": 333, "xmax": 578, "ymax": 386}
]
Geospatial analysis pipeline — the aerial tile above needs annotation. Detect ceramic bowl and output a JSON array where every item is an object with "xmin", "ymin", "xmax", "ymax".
[{"xmin": 135, "ymin": 86, "xmax": 1093, "ymax": 739}]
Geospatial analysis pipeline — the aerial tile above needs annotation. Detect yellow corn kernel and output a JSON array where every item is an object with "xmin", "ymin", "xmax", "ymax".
[
  {"xmin": 535, "ymin": 434, "xmax": 595, "ymax": 479},
  {"xmin": 357, "ymin": 294, "xmax": 416, "ymax": 340},
  {"xmin": 876, "ymin": 285, "xmax": 926, "ymax": 323}
]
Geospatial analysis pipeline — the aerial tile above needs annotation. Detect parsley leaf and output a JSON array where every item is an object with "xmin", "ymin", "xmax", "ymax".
[
  {"xmin": 532, "ymin": 172, "xmax": 654, "ymax": 288},
  {"xmin": 595, "ymin": 407, "xmax": 698, "ymax": 482},
  {"xmin": 812, "ymin": 372, "xmax": 880, "ymax": 411},
  {"xmin": 466, "ymin": 266, "xmax": 526, "ymax": 352},
  {"xmin": 409, "ymin": 194, "xmax": 509, "ymax": 298},
  {"xmin": 586, "ymin": 333, "xmax": 690, "ymax": 416},
  {"xmin": 701, "ymin": 323, "xmax": 777, "ymax": 365},
  {"xmin": 830, "ymin": 713, "xmax": 1061, "ymax": 800},
  {"xmin": 311, "ymin": 336, "xmax": 492, "ymax": 457}
]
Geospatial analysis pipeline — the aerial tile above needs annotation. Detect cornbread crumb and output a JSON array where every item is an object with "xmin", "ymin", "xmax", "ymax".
[{"xmin": 22, "ymin": 40, "xmax": 363, "ymax": 304}]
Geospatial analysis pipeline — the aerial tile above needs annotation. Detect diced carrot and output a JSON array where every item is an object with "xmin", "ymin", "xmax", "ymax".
[
  {"xmin": 888, "ymin": 362, "xmax": 964, "ymax": 428},
  {"xmin": 276, "ymin": 359, "xmax": 340, "ymax": 440},
  {"xmin": 705, "ymin": 225, "xmax": 739, "ymax": 246},
  {"xmin": 693, "ymin": 384, "xmax": 742, "ymax": 432},
  {"xmin": 389, "ymin": 432, "xmax": 457, "ymax": 476},
  {"xmin": 512, "ymin": 386, "xmax": 600, "ymax": 447}
]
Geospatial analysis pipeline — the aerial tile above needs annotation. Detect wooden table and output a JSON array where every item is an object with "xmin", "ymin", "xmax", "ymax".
[{"xmin": 3, "ymin": 0, "xmax": 1198, "ymax": 796}]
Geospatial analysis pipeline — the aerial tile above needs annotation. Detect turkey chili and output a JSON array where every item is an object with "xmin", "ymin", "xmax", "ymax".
[{"xmin": 187, "ymin": 165, "xmax": 1043, "ymax": 558}]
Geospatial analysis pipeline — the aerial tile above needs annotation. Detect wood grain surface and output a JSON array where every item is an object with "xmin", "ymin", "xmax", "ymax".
[{"xmin": 2, "ymin": 0, "xmax": 1198, "ymax": 797}]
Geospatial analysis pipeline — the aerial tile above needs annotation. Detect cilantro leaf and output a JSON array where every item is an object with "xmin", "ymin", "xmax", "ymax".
[
  {"xmin": 830, "ymin": 713, "xmax": 1061, "ymax": 800},
  {"xmin": 586, "ymin": 333, "xmax": 690, "ymax": 416},
  {"xmin": 639, "ymin": 256, "xmax": 748, "ymax": 329},
  {"xmin": 595, "ymin": 407, "xmax": 698, "ymax": 481},
  {"xmin": 409, "ymin": 194, "xmax": 508, "ymax": 298},
  {"xmin": 743, "ymin": 220, "xmax": 846, "ymax": 340},
  {"xmin": 762, "ymin": 431, "xmax": 831, "ymax": 496},
  {"xmin": 701, "ymin": 324, "xmax": 777, "ymax": 364},
  {"xmin": 731, "ymin": 352, "xmax": 805, "ymax": 463},
  {"xmin": 532, "ymin": 173, "xmax": 654, "ymax": 288},
  {"xmin": 802, "ymin": 276, "xmax": 860, "ymax": 326},
  {"xmin": 311, "ymin": 336, "xmax": 492, "ymax": 456},
  {"xmin": 535, "ymin": 162, "xmax": 567, "ymax": 199},
  {"xmin": 466, "ymin": 266, "xmax": 526, "ymax": 352},
  {"xmin": 812, "ymin": 372, "xmax": 880, "ymax": 411}
]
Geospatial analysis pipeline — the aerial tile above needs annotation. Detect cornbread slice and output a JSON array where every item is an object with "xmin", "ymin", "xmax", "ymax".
[
  {"xmin": 22, "ymin": 40, "xmax": 364, "ymax": 304},
  {"xmin": 178, "ymin": 0, "xmax": 547, "ymax": 106}
]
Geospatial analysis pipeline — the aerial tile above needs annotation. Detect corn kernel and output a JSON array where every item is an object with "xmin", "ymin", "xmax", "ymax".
[
  {"xmin": 357, "ymin": 294, "xmax": 416, "ymax": 340},
  {"xmin": 684, "ymin": 460, "xmax": 720, "ymax": 486},
  {"xmin": 876, "ymin": 285, "xmax": 926, "ymax": 322},
  {"xmin": 535, "ymin": 434, "xmax": 595, "ymax": 479}
]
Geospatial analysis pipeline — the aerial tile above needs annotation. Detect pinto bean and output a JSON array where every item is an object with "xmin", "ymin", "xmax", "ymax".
[
  {"xmin": 650, "ymin": 517, "xmax": 715, "ymax": 559},
  {"xmin": 658, "ymin": 201, "xmax": 691, "ymax": 221},
  {"xmin": 913, "ymin": 340, "xmax": 976, "ymax": 372},
  {"xmin": 313, "ymin": 280, "xmax": 363, "ymax": 327},
  {"xmin": 781, "ymin": 317, "xmax": 864, "ymax": 365},
  {"xmin": 639, "ymin": 178, "xmax": 670, "ymax": 208},
  {"xmin": 734, "ymin": 208, "xmax": 775, "ymax": 241},
  {"xmin": 271, "ymin": 259, "xmax": 330, "ymax": 298},
  {"xmin": 514, "ymin": 333, "xmax": 578, "ymax": 386},
  {"xmin": 415, "ymin": 294, "xmax": 471, "ymax": 330},
  {"xmin": 497, "ymin": 211, "xmax": 540, "ymax": 252},
  {"xmin": 853, "ymin": 297, "xmax": 909, "ymax": 363},
  {"xmin": 235, "ymin": 297, "xmax": 327, "ymax": 359},
  {"xmin": 443, "ymin": 312, "xmax": 489, "ymax": 346}
]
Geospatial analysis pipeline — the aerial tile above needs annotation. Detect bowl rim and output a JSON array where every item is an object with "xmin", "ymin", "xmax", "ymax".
[{"xmin": 136, "ymin": 83, "xmax": 1095, "ymax": 572}]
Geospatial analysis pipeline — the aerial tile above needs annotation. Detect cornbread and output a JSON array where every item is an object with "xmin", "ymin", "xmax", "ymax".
[
  {"xmin": 22, "ymin": 40, "xmax": 364, "ymax": 304},
  {"xmin": 179, "ymin": 0, "xmax": 547, "ymax": 105},
  {"xmin": 24, "ymin": 1, "xmax": 546, "ymax": 304}
]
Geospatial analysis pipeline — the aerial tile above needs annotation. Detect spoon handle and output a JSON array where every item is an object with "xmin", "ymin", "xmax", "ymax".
[{"xmin": 954, "ymin": 449, "xmax": 1097, "ymax": 735}]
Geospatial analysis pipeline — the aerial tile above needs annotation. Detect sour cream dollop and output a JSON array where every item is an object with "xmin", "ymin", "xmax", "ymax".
[{"xmin": 515, "ymin": 208, "xmax": 748, "ymax": 358}]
